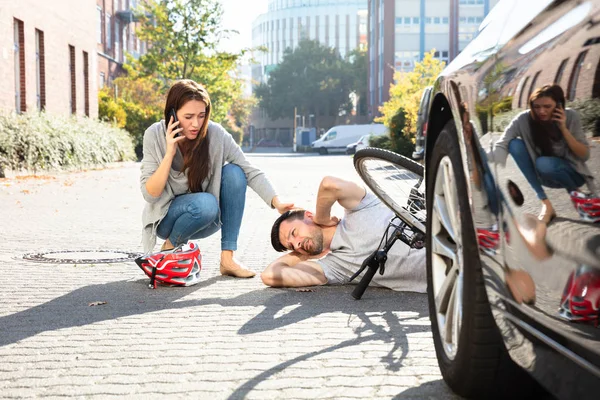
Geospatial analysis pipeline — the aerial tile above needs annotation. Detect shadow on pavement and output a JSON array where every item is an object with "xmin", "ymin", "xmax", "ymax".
[
  {"xmin": 226, "ymin": 287, "xmax": 434, "ymax": 399},
  {"xmin": 0, "ymin": 277, "xmax": 220, "ymax": 348},
  {"xmin": 0, "ymin": 278, "xmax": 448, "ymax": 399},
  {"xmin": 393, "ymin": 379, "xmax": 462, "ymax": 399}
]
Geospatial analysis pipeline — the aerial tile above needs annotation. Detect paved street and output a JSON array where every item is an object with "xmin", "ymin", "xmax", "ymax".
[{"xmin": 0, "ymin": 152, "xmax": 459, "ymax": 399}]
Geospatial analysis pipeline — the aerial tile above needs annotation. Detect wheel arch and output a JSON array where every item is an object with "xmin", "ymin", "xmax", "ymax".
[{"xmin": 425, "ymin": 92, "xmax": 454, "ymax": 171}]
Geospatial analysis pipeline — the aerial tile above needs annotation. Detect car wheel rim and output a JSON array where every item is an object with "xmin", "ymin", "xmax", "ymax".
[{"xmin": 431, "ymin": 156, "xmax": 464, "ymax": 360}]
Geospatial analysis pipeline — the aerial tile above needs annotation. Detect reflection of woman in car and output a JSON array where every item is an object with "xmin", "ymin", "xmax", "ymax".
[{"xmin": 493, "ymin": 84, "xmax": 596, "ymax": 224}]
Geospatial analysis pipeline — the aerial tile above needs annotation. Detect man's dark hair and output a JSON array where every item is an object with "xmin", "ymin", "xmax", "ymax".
[{"xmin": 271, "ymin": 209, "xmax": 306, "ymax": 252}]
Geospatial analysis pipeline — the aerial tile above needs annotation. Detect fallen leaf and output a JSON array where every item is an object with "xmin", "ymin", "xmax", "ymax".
[
  {"xmin": 88, "ymin": 301, "xmax": 107, "ymax": 306},
  {"xmin": 21, "ymin": 189, "xmax": 30, "ymax": 194}
]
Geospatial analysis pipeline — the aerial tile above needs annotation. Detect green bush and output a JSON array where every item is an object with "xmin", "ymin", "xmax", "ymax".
[
  {"xmin": 119, "ymin": 99, "xmax": 162, "ymax": 159},
  {"xmin": 369, "ymin": 134, "xmax": 392, "ymax": 150},
  {"xmin": 567, "ymin": 98, "xmax": 600, "ymax": 137},
  {"xmin": 369, "ymin": 108, "xmax": 414, "ymax": 157},
  {"xmin": 98, "ymin": 88, "xmax": 127, "ymax": 128},
  {"xmin": 98, "ymin": 88, "xmax": 162, "ymax": 159},
  {"xmin": 0, "ymin": 112, "xmax": 135, "ymax": 176},
  {"xmin": 222, "ymin": 118, "xmax": 243, "ymax": 145}
]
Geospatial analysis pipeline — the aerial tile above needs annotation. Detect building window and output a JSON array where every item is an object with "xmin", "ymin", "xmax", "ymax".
[
  {"xmin": 115, "ymin": 20, "xmax": 121, "ymax": 61},
  {"xmin": 14, "ymin": 19, "xmax": 25, "ymax": 113},
  {"xmin": 426, "ymin": 17, "xmax": 432, "ymax": 24},
  {"xmin": 97, "ymin": 7, "xmax": 103, "ymax": 44},
  {"xmin": 99, "ymin": 72, "xmax": 105, "ymax": 88},
  {"xmin": 443, "ymin": 17, "xmax": 449, "ymax": 24},
  {"xmin": 518, "ymin": 76, "xmax": 529, "ymax": 108},
  {"xmin": 412, "ymin": 17, "xmax": 419, "ymax": 24},
  {"xmin": 528, "ymin": 70, "xmax": 541, "ymax": 100},
  {"xmin": 83, "ymin": 51, "xmax": 89, "ymax": 117},
  {"xmin": 434, "ymin": 17, "xmax": 441, "ymax": 24},
  {"xmin": 568, "ymin": 51, "xmax": 587, "ymax": 100},
  {"xmin": 69, "ymin": 45, "xmax": 76, "ymax": 114},
  {"xmin": 35, "ymin": 29, "xmax": 46, "ymax": 111},
  {"xmin": 555, "ymin": 58, "xmax": 569, "ymax": 85},
  {"xmin": 106, "ymin": 14, "xmax": 112, "ymax": 50},
  {"xmin": 404, "ymin": 17, "xmax": 410, "ymax": 24}
]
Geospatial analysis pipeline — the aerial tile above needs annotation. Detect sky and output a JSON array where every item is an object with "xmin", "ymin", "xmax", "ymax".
[{"xmin": 219, "ymin": 0, "xmax": 269, "ymax": 54}]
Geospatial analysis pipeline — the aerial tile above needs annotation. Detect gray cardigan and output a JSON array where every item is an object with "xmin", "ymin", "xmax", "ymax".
[
  {"xmin": 140, "ymin": 120, "xmax": 278, "ymax": 252},
  {"xmin": 493, "ymin": 109, "xmax": 597, "ymax": 194}
]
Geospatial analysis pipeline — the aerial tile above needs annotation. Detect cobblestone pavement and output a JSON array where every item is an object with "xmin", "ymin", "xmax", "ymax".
[{"xmin": 0, "ymin": 153, "xmax": 461, "ymax": 399}]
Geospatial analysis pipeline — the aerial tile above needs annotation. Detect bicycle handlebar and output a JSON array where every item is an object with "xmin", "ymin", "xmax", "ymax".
[{"xmin": 352, "ymin": 263, "xmax": 379, "ymax": 300}]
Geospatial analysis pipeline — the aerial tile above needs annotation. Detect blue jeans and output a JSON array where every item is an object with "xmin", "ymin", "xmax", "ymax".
[
  {"xmin": 156, "ymin": 163, "xmax": 247, "ymax": 250},
  {"xmin": 508, "ymin": 139, "xmax": 585, "ymax": 200}
]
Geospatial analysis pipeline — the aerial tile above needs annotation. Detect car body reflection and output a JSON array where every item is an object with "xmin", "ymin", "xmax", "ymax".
[{"xmin": 425, "ymin": 1, "xmax": 600, "ymax": 398}]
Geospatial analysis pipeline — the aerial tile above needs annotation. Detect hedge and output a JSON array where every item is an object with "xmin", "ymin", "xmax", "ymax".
[{"xmin": 0, "ymin": 112, "xmax": 136, "ymax": 177}]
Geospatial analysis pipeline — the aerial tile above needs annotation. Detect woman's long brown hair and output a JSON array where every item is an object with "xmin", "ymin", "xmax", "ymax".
[
  {"xmin": 528, "ymin": 84, "xmax": 566, "ymax": 156},
  {"xmin": 164, "ymin": 80, "xmax": 211, "ymax": 193}
]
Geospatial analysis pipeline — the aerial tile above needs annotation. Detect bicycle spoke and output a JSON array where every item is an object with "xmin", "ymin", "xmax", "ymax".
[{"xmin": 354, "ymin": 148, "xmax": 426, "ymax": 235}]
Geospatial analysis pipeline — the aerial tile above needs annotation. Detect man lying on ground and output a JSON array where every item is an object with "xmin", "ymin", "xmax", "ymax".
[{"xmin": 261, "ymin": 176, "xmax": 426, "ymax": 292}]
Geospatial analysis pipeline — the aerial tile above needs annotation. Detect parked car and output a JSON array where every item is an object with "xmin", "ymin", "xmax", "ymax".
[
  {"xmin": 345, "ymin": 140, "xmax": 359, "ymax": 155},
  {"xmin": 312, "ymin": 124, "xmax": 387, "ymax": 155},
  {"xmin": 422, "ymin": 1, "xmax": 600, "ymax": 399},
  {"xmin": 255, "ymin": 138, "xmax": 283, "ymax": 147},
  {"xmin": 347, "ymin": 130, "xmax": 389, "ymax": 155},
  {"xmin": 412, "ymin": 85, "xmax": 433, "ymax": 160}
]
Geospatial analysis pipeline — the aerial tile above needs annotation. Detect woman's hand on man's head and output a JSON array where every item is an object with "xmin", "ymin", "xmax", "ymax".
[{"xmin": 272, "ymin": 195, "xmax": 295, "ymax": 214}]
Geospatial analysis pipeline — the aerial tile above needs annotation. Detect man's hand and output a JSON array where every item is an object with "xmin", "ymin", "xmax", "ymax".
[
  {"xmin": 272, "ymin": 195, "xmax": 295, "ymax": 214},
  {"xmin": 313, "ymin": 215, "xmax": 340, "ymax": 227}
]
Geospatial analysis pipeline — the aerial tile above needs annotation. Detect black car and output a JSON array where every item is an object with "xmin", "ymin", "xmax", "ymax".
[
  {"xmin": 412, "ymin": 85, "xmax": 433, "ymax": 161},
  {"xmin": 424, "ymin": 1, "xmax": 600, "ymax": 398}
]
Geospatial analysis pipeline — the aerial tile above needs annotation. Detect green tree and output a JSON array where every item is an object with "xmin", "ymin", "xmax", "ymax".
[
  {"xmin": 255, "ymin": 39, "xmax": 353, "ymax": 120},
  {"xmin": 347, "ymin": 47, "xmax": 368, "ymax": 116},
  {"xmin": 98, "ymin": 73, "xmax": 164, "ymax": 157},
  {"xmin": 132, "ymin": 0, "xmax": 246, "ymax": 124},
  {"xmin": 377, "ymin": 50, "xmax": 445, "ymax": 141}
]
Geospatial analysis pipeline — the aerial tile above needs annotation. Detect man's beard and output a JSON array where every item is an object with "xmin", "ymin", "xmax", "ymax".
[{"xmin": 303, "ymin": 229, "xmax": 324, "ymax": 255}]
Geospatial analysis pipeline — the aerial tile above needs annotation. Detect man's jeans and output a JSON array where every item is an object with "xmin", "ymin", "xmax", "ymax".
[
  {"xmin": 508, "ymin": 138, "xmax": 585, "ymax": 200},
  {"xmin": 157, "ymin": 163, "xmax": 247, "ymax": 250}
]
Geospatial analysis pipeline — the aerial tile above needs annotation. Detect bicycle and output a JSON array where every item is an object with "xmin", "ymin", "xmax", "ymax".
[{"xmin": 349, "ymin": 147, "xmax": 427, "ymax": 299}]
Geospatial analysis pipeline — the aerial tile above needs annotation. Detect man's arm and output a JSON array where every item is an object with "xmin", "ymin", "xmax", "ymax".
[
  {"xmin": 261, "ymin": 252, "xmax": 328, "ymax": 288},
  {"xmin": 314, "ymin": 176, "xmax": 366, "ymax": 226}
]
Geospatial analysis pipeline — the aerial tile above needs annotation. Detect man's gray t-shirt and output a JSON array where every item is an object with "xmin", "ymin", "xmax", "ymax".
[{"xmin": 317, "ymin": 192, "xmax": 426, "ymax": 293}]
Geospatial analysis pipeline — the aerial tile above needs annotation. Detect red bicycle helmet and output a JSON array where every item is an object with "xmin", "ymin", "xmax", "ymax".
[
  {"xmin": 135, "ymin": 242, "xmax": 202, "ymax": 288},
  {"xmin": 559, "ymin": 264, "xmax": 600, "ymax": 324},
  {"xmin": 570, "ymin": 191, "xmax": 600, "ymax": 223}
]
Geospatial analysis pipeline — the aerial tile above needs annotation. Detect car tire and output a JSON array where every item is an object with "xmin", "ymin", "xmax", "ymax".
[
  {"xmin": 426, "ymin": 122, "xmax": 544, "ymax": 398},
  {"xmin": 319, "ymin": 148, "xmax": 328, "ymax": 155}
]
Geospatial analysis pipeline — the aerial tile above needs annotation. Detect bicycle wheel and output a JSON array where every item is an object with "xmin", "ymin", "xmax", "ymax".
[{"xmin": 354, "ymin": 147, "xmax": 426, "ymax": 234}]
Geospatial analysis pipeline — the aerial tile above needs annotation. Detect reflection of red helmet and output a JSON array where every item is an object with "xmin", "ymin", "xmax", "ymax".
[
  {"xmin": 477, "ymin": 228, "xmax": 500, "ymax": 250},
  {"xmin": 135, "ymin": 242, "xmax": 202, "ymax": 288},
  {"xmin": 476, "ymin": 226, "xmax": 509, "ymax": 256},
  {"xmin": 570, "ymin": 191, "xmax": 600, "ymax": 222},
  {"xmin": 559, "ymin": 265, "xmax": 600, "ymax": 324}
]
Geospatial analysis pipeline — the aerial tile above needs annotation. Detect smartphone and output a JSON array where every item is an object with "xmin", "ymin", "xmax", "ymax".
[{"xmin": 168, "ymin": 108, "xmax": 180, "ymax": 138}]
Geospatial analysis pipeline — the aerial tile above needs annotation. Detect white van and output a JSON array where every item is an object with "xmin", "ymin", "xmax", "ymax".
[{"xmin": 311, "ymin": 124, "xmax": 387, "ymax": 155}]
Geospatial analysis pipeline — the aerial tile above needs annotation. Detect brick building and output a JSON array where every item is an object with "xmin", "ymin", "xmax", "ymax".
[
  {"xmin": 96, "ymin": 0, "xmax": 147, "ymax": 89},
  {"xmin": 0, "ymin": 0, "xmax": 98, "ymax": 117},
  {"xmin": 367, "ymin": 0, "xmax": 497, "ymax": 118}
]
